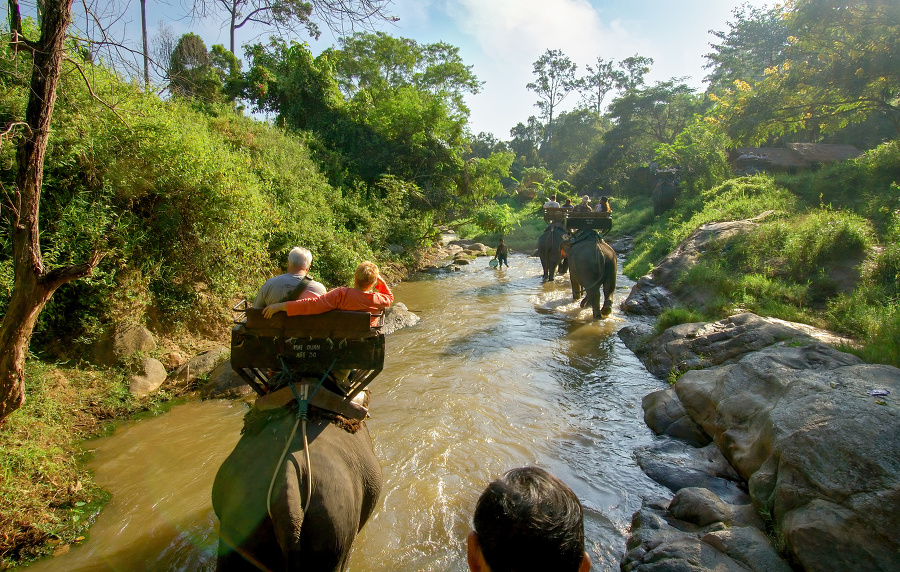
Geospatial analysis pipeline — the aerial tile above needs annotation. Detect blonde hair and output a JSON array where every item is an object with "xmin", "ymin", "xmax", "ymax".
[{"xmin": 354, "ymin": 261, "xmax": 379, "ymax": 290}]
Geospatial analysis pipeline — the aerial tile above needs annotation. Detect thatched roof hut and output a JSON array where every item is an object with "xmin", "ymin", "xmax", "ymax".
[
  {"xmin": 786, "ymin": 143, "xmax": 863, "ymax": 164},
  {"xmin": 730, "ymin": 143, "xmax": 862, "ymax": 174}
]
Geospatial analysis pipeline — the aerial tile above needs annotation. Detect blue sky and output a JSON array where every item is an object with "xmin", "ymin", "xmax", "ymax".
[{"xmin": 16, "ymin": 0, "xmax": 773, "ymax": 139}]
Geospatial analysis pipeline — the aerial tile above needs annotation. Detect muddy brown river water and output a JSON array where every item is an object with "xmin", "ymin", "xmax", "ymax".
[{"xmin": 27, "ymin": 252, "xmax": 669, "ymax": 571}]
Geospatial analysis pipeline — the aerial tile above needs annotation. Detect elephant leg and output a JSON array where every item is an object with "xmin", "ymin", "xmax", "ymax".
[{"xmin": 599, "ymin": 253, "xmax": 616, "ymax": 319}]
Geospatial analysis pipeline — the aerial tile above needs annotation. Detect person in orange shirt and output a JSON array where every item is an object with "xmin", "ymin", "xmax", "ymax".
[{"xmin": 262, "ymin": 261, "xmax": 393, "ymax": 326}]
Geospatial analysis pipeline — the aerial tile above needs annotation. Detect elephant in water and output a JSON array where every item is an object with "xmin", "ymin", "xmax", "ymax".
[
  {"xmin": 562, "ymin": 231, "xmax": 617, "ymax": 319},
  {"xmin": 537, "ymin": 222, "xmax": 569, "ymax": 281},
  {"xmin": 213, "ymin": 400, "xmax": 382, "ymax": 571}
]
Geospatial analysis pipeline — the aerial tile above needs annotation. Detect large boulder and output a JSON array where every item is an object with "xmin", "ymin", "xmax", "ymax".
[
  {"xmin": 93, "ymin": 324, "xmax": 156, "ymax": 367},
  {"xmin": 199, "ymin": 359, "xmax": 254, "ymax": 399},
  {"xmin": 623, "ymin": 312, "xmax": 851, "ymax": 380},
  {"xmin": 168, "ymin": 346, "xmax": 229, "ymax": 389},
  {"xmin": 381, "ymin": 302, "xmax": 420, "ymax": 335},
  {"xmin": 622, "ymin": 501, "xmax": 789, "ymax": 572},
  {"xmin": 674, "ymin": 343, "xmax": 900, "ymax": 571},
  {"xmin": 635, "ymin": 441, "xmax": 748, "ymax": 505},
  {"xmin": 642, "ymin": 389, "xmax": 711, "ymax": 446},
  {"xmin": 620, "ymin": 275, "xmax": 681, "ymax": 316},
  {"xmin": 128, "ymin": 357, "xmax": 168, "ymax": 396}
]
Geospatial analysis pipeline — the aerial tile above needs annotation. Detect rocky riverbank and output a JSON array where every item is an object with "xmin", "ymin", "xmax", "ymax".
[{"xmin": 616, "ymin": 215, "xmax": 900, "ymax": 571}]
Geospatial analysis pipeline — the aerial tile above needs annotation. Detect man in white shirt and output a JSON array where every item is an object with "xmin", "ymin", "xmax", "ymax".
[
  {"xmin": 543, "ymin": 194, "xmax": 560, "ymax": 208},
  {"xmin": 253, "ymin": 247, "xmax": 327, "ymax": 308}
]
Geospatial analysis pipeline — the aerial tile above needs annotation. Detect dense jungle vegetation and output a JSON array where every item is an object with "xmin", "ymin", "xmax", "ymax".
[{"xmin": 1, "ymin": 0, "xmax": 899, "ymax": 565}]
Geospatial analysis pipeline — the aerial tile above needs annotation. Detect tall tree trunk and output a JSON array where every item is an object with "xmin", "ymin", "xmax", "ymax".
[
  {"xmin": 0, "ymin": 0, "xmax": 101, "ymax": 423},
  {"xmin": 141, "ymin": 0, "xmax": 150, "ymax": 88}
]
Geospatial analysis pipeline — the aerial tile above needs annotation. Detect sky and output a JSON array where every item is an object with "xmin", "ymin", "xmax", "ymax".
[{"xmin": 44, "ymin": 0, "xmax": 773, "ymax": 140}]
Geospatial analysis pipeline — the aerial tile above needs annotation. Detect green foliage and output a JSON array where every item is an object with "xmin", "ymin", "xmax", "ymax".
[
  {"xmin": 0, "ymin": 50, "xmax": 397, "ymax": 349},
  {"xmin": 168, "ymin": 33, "xmax": 223, "ymax": 102},
  {"xmin": 623, "ymin": 175, "xmax": 798, "ymax": 278},
  {"xmin": 711, "ymin": 0, "xmax": 900, "ymax": 142},
  {"xmin": 655, "ymin": 118, "xmax": 732, "ymax": 195}
]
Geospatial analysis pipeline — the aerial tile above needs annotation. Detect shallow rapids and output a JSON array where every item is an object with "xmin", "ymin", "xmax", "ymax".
[{"xmin": 29, "ymin": 252, "xmax": 668, "ymax": 571}]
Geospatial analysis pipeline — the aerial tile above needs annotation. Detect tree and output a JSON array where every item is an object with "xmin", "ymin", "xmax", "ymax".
[
  {"xmin": 194, "ymin": 0, "xmax": 394, "ymax": 56},
  {"xmin": 616, "ymin": 55, "xmax": 653, "ymax": 91},
  {"xmin": 572, "ymin": 80, "xmax": 702, "ymax": 196},
  {"xmin": 703, "ymin": 3, "xmax": 790, "ymax": 93},
  {"xmin": 526, "ymin": 49, "xmax": 578, "ymax": 153},
  {"xmin": 329, "ymin": 31, "xmax": 482, "ymax": 115},
  {"xmin": 168, "ymin": 32, "xmax": 222, "ymax": 100},
  {"xmin": 578, "ymin": 56, "xmax": 619, "ymax": 114},
  {"xmin": 713, "ymin": 0, "xmax": 900, "ymax": 142},
  {"xmin": 2, "ymin": 0, "xmax": 103, "ymax": 422}
]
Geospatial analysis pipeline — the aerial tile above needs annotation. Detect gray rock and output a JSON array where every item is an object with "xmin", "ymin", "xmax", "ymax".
[
  {"xmin": 169, "ymin": 346, "xmax": 229, "ymax": 387},
  {"xmin": 642, "ymin": 389, "xmax": 711, "ymax": 446},
  {"xmin": 448, "ymin": 240, "xmax": 489, "ymax": 253},
  {"xmin": 94, "ymin": 324, "xmax": 157, "ymax": 367},
  {"xmin": 619, "ymin": 322, "xmax": 656, "ymax": 352},
  {"xmin": 674, "ymin": 343, "xmax": 900, "ymax": 571},
  {"xmin": 630, "ymin": 312, "xmax": 852, "ymax": 379},
  {"xmin": 199, "ymin": 359, "xmax": 254, "ymax": 399},
  {"xmin": 701, "ymin": 527, "xmax": 792, "ymax": 572},
  {"xmin": 620, "ymin": 275, "xmax": 681, "ymax": 316},
  {"xmin": 381, "ymin": 302, "xmax": 420, "ymax": 335},
  {"xmin": 453, "ymin": 258, "xmax": 471, "ymax": 265},
  {"xmin": 128, "ymin": 357, "xmax": 168, "ymax": 396},
  {"xmin": 635, "ymin": 440, "xmax": 748, "ymax": 505},
  {"xmin": 668, "ymin": 488, "xmax": 733, "ymax": 527}
]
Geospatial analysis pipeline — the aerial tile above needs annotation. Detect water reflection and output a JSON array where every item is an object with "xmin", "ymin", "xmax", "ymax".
[{"xmin": 29, "ymin": 253, "xmax": 667, "ymax": 572}]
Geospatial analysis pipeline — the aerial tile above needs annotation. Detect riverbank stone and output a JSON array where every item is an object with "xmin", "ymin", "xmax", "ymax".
[
  {"xmin": 673, "ymin": 343, "xmax": 900, "ymax": 571},
  {"xmin": 642, "ymin": 389, "xmax": 711, "ymax": 446},
  {"xmin": 635, "ymin": 440, "xmax": 749, "ymax": 505},
  {"xmin": 381, "ymin": 302, "xmax": 420, "ymax": 335},
  {"xmin": 93, "ymin": 324, "xmax": 156, "ymax": 367},
  {"xmin": 621, "ymin": 212, "xmax": 776, "ymax": 316},
  {"xmin": 128, "ymin": 357, "xmax": 168, "ymax": 396},
  {"xmin": 168, "ymin": 345, "xmax": 229, "ymax": 388},
  {"xmin": 199, "ymin": 359, "xmax": 253, "ymax": 399},
  {"xmin": 623, "ymin": 312, "xmax": 852, "ymax": 380}
]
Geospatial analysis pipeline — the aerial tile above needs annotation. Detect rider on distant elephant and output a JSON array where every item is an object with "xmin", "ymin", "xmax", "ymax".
[{"xmin": 573, "ymin": 195, "xmax": 592, "ymax": 212}]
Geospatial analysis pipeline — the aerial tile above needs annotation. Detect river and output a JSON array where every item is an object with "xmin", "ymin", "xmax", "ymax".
[{"xmin": 27, "ymin": 251, "xmax": 669, "ymax": 571}]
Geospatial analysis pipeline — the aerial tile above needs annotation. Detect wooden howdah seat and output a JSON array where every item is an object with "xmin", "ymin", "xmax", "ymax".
[
  {"xmin": 543, "ymin": 206, "xmax": 612, "ymax": 234},
  {"xmin": 230, "ymin": 304, "xmax": 385, "ymax": 419}
]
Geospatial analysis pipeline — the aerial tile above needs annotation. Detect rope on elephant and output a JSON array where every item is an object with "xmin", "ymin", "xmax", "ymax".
[{"xmin": 243, "ymin": 394, "xmax": 368, "ymax": 435}]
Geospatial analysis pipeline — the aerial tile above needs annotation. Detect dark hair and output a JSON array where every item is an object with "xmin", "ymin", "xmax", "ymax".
[{"xmin": 473, "ymin": 467, "xmax": 585, "ymax": 572}]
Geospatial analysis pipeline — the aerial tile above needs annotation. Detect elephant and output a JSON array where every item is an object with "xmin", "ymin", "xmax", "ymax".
[
  {"xmin": 212, "ymin": 399, "xmax": 382, "ymax": 571},
  {"xmin": 561, "ymin": 231, "xmax": 617, "ymax": 319},
  {"xmin": 537, "ymin": 222, "xmax": 569, "ymax": 281},
  {"xmin": 651, "ymin": 172, "xmax": 678, "ymax": 215}
]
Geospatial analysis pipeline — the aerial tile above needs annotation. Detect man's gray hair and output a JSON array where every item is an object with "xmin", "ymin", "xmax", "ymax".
[{"xmin": 287, "ymin": 247, "xmax": 312, "ymax": 270}]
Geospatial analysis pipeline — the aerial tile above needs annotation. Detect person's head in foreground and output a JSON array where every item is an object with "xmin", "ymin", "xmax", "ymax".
[
  {"xmin": 354, "ymin": 261, "xmax": 380, "ymax": 290},
  {"xmin": 468, "ymin": 467, "xmax": 590, "ymax": 572}
]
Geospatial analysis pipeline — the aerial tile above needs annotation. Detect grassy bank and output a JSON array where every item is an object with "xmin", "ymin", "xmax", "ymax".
[
  {"xmin": 622, "ymin": 141, "xmax": 900, "ymax": 367},
  {"xmin": 0, "ymin": 358, "xmax": 188, "ymax": 565}
]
